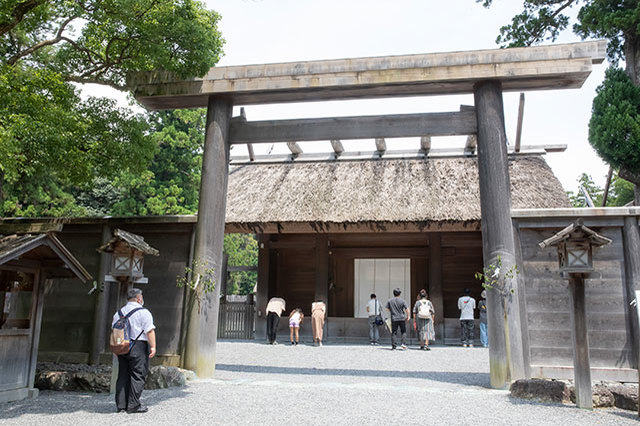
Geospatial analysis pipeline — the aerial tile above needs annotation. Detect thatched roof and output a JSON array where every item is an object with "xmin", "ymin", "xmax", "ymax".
[{"xmin": 225, "ymin": 156, "xmax": 569, "ymax": 228}]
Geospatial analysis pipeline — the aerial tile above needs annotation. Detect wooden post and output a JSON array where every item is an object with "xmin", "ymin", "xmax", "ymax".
[
  {"xmin": 474, "ymin": 80, "xmax": 526, "ymax": 388},
  {"xmin": 90, "ymin": 225, "xmax": 112, "ymax": 365},
  {"xmin": 315, "ymin": 235, "xmax": 329, "ymax": 303},
  {"xmin": 569, "ymin": 275, "xmax": 593, "ymax": 409},
  {"xmin": 623, "ymin": 217, "xmax": 640, "ymax": 368},
  {"xmin": 221, "ymin": 253, "xmax": 229, "ymax": 297},
  {"xmin": 184, "ymin": 97, "xmax": 232, "ymax": 378},
  {"xmin": 256, "ymin": 235, "xmax": 270, "ymax": 341},
  {"xmin": 428, "ymin": 233, "xmax": 444, "ymax": 343}
]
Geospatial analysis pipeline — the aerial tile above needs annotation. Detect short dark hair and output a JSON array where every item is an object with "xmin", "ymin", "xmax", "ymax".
[
  {"xmin": 393, "ymin": 288, "xmax": 401, "ymax": 297},
  {"xmin": 370, "ymin": 293, "xmax": 376, "ymax": 299},
  {"xmin": 464, "ymin": 288, "xmax": 471, "ymax": 295},
  {"xmin": 419, "ymin": 289, "xmax": 427, "ymax": 299}
]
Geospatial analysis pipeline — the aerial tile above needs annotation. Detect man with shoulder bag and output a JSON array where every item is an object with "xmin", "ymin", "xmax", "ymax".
[
  {"xmin": 111, "ymin": 287, "xmax": 156, "ymax": 414},
  {"xmin": 366, "ymin": 293, "xmax": 383, "ymax": 345}
]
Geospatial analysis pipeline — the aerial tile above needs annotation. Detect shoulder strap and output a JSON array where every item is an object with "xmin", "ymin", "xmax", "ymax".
[
  {"xmin": 118, "ymin": 309, "xmax": 124, "ymax": 319},
  {"xmin": 125, "ymin": 307, "xmax": 144, "ymax": 319}
]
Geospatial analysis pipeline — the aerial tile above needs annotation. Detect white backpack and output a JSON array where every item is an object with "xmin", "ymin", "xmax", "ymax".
[{"xmin": 417, "ymin": 300, "xmax": 433, "ymax": 319}]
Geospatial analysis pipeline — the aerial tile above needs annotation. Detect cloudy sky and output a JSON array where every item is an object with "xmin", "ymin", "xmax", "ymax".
[{"xmin": 93, "ymin": 0, "xmax": 611, "ymax": 191}]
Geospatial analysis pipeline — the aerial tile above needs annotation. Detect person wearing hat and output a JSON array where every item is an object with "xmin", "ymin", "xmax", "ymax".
[
  {"xmin": 112, "ymin": 287, "xmax": 156, "ymax": 413},
  {"xmin": 478, "ymin": 290, "xmax": 488, "ymax": 348},
  {"xmin": 457, "ymin": 288, "xmax": 476, "ymax": 347}
]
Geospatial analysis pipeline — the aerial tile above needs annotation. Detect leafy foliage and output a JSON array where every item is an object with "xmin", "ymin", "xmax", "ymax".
[
  {"xmin": 224, "ymin": 234, "xmax": 258, "ymax": 295},
  {"xmin": 567, "ymin": 171, "xmax": 635, "ymax": 207},
  {"xmin": 112, "ymin": 109, "xmax": 206, "ymax": 215},
  {"xmin": 589, "ymin": 67, "xmax": 640, "ymax": 174},
  {"xmin": 0, "ymin": 1, "xmax": 224, "ymax": 215}
]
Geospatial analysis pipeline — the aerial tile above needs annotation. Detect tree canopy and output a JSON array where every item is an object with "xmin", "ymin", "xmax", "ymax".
[
  {"xmin": 478, "ymin": 0, "xmax": 640, "ymax": 191},
  {"xmin": 0, "ymin": 0, "xmax": 224, "ymax": 215}
]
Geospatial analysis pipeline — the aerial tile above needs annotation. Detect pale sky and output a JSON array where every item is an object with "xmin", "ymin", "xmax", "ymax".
[{"xmin": 90, "ymin": 0, "xmax": 610, "ymax": 191}]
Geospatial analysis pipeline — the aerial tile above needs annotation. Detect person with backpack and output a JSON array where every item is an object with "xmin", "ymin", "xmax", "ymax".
[
  {"xmin": 413, "ymin": 289, "xmax": 435, "ymax": 351},
  {"xmin": 458, "ymin": 288, "xmax": 476, "ymax": 348},
  {"xmin": 111, "ymin": 287, "xmax": 156, "ymax": 414}
]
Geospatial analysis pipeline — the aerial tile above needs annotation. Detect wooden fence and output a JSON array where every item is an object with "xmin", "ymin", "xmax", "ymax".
[{"xmin": 217, "ymin": 295, "xmax": 255, "ymax": 339}]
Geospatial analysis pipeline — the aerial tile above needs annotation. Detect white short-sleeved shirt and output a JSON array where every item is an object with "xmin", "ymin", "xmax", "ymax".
[
  {"xmin": 112, "ymin": 301, "xmax": 155, "ymax": 342},
  {"xmin": 366, "ymin": 299, "xmax": 381, "ymax": 316}
]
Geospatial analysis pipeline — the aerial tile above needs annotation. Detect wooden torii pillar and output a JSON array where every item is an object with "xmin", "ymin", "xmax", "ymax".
[
  {"xmin": 474, "ymin": 81, "xmax": 526, "ymax": 388},
  {"xmin": 183, "ymin": 97, "xmax": 232, "ymax": 377}
]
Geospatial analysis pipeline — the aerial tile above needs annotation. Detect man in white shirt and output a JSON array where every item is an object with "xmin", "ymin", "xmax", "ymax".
[
  {"xmin": 365, "ymin": 293, "xmax": 382, "ymax": 345},
  {"xmin": 458, "ymin": 288, "xmax": 476, "ymax": 348},
  {"xmin": 112, "ymin": 287, "xmax": 156, "ymax": 413}
]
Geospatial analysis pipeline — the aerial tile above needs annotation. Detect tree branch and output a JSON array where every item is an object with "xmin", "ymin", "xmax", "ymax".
[
  {"xmin": 7, "ymin": 15, "xmax": 77, "ymax": 65},
  {"xmin": 0, "ymin": 0, "xmax": 45, "ymax": 37},
  {"xmin": 527, "ymin": 0, "xmax": 577, "ymax": 45},
  {"xmin": 65, "ymin": 76, "xmax": 128, "ymax": 92}
]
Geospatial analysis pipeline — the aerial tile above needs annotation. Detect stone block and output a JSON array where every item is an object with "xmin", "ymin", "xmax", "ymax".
[{"xmin": 510, "ymin": 378, "xmax": 570, "ymax": 403}]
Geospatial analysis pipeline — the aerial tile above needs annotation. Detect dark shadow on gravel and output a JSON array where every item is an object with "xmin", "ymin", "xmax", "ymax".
[
  {"xmin": 0, "ymin": 386, "xmax": 192, "ymax": 420},
  {"xmin": 215, "ymin": 363, "xmax": 490, "ymax": 387}
]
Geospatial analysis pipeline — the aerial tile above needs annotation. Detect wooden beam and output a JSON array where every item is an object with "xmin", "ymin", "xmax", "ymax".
[
  {"xmin": 184, "ymin": 97, "xmax": 232, "ymax": 378},
  {"xmin": 622, "ymin": 217, "xmax": 640, "ymax": 369},
  {"xmin": 428, "ymin": 233, "xmax": 444, "ymax": 343},
  {"xmin": 420, "ymin": 136, "xmax": 431, "ymax": 153},
  {"xmin": 330, "ymin": 139, "xmax": 344, "ymax": 155},
  {"xmin": 229, "ymin": 110, "xmax": 477, "ymax": 144},
  {"xmin": 602, "ymin": 166, "xmax": 613, "ymax": 207},
  {"xmin": 286, "ymin": 141, "xmax": 303, "ymax": 155},
  {"xmin": 0, "ymin": 222, "xmax": 63, "ymax": 234},
  {"xmin": 569, "ymin": 275, "xmax": 593, "ymax": 409},
  {"xmin": 90, "ymin": 225, "xmax": 112, "ymax": 365},
  {"xmin": 256, "ymin": 235, "xmax": 271, "ymax": 341},
  {"xmin": 315, "ymin": 235, "xmax": 329, "ymax": 304},
  {"xmin": 375, "ymin": 138, "xmax": 386, "ymax": 153},
  {"xmin": 474, "ymin": 80, "xmax": 526, "ymax": 388},
  {"xmin": 131, "ymin": 41, "xmax": 606, "ymax": 109},
  {"xmin": 515, "ymin": 93, "xmax": 525, "ymax": 153}
]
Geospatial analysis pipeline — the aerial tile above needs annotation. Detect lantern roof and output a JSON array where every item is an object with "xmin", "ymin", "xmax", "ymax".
[
  {"xmin": 97, "ymin": 229, "xmax": 159, "ymax": 256},
  {"xmin": 538, "ymin": 219, "xmax": 612, "ymax": 249}
]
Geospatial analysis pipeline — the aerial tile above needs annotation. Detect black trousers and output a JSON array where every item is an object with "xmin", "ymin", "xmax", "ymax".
[
  {"xmin": 116, "ymin": 341, "xmax": 149, "ymax": 411},
  {"xmin": 391, "ymin": 320, "xmax": 407, "ymax": 348},
  {"xmin": 266, "ymin": 312, "xmax": 280, "ymax": 343}
]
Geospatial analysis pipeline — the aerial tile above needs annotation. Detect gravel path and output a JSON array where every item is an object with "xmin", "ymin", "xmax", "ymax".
[{"xmin": 1, "ymin": 341, "xmax": 637, "ymax": 425}]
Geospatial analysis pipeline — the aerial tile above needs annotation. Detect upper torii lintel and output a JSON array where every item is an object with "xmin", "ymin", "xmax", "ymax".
[{"xmin": 129, "ymin": 40, "xmax": 607, "ymax": 110}]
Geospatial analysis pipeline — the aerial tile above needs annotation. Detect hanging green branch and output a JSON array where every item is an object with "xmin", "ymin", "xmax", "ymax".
[
  {"xmin": 474, "ymin": 255, "xmax": 519, "ymax": 296},
  {"xmin": 177, "ymin": 257, "xmax": 216, "ymax": 311}
]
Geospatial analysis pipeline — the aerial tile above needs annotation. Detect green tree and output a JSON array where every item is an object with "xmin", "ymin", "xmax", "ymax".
[
  {"xmin": 478, "ymin": 0, "xmax": 640, "ymax": 200},
  {"xmin": 223, "ymin": 234, "xmax": 258, "ymax": 295},
  {"xmin": 112, "ymin": 109, "xmax": 206, "ymax": 215},
  {"xmin": 567, "ymin": 171, "xmax": 634, "ymax": 207},
  {"xmin": 0, "ymin": 0, "xmax": 224, "ymax": 215}
]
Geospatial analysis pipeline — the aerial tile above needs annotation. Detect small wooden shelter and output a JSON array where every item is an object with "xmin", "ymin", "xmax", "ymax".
[
  {"xmin": 0, "ymin": 232, "xmax": 91, "ymax": 403},
  {"xmin": 97, "ymin": 228, "xmax": 159, "ymax": 284}
]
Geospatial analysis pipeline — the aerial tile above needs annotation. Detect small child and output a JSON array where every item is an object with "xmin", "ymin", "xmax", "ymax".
[{"xmin": 288, "ymin": 308, "xmax": 304, "ymax": 345}]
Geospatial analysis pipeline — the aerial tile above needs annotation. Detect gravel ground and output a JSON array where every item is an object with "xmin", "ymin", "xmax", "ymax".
[{"xmin": 1, "ymin": 341, "xmax": 637, "ymax": 425}]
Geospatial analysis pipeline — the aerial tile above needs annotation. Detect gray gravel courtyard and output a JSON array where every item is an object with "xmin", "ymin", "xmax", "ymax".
[{"xmin": 1, "ymin": 341, "xmax": 637, "ymax": 425}]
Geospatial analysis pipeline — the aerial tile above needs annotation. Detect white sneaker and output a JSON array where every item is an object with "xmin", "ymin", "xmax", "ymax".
[
  {"xmin": 319, "ymin": 342, "xmax": 323, "ymax": 347},
  {"xmin": 400, "ymin": 345, "xmax": 407, "ymax": 350}
]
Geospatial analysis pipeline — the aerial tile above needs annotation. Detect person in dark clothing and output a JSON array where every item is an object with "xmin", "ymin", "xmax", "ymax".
[
  {"xmin": 111, "ymin": 288, "xmax": 156, "ymax": 414},
  {"xmin": 385, "ymin": 288, "xmax": 410, "ymax": 350},
  {"xmin": 265, "ymin": 297, "xmax": 286, "ymax": 344}
]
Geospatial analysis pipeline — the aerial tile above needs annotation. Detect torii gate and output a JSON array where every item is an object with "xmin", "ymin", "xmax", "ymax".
[{"xmin": 129, "ymin": 40, "xmax": 606, "ymax": 388}]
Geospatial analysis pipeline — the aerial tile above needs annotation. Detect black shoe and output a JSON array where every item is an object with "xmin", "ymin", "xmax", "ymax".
[
  {"xmin": 426, "ymin": 346, "xmax": 431, "ymax": 351},
  {"xmin": 127, "ymin": 405, "xmax": 148, "ymax": 414}
]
